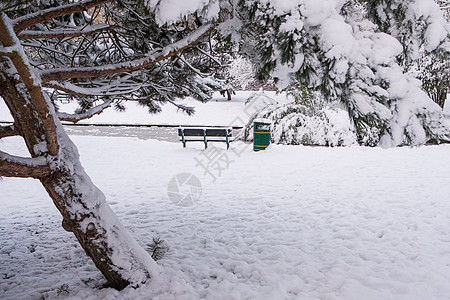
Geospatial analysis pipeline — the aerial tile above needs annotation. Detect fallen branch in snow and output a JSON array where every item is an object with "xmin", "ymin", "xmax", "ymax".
[
  {"xmin": 13, "ymin": 0, "xmax": 112, "ymax": 34},
  {"xmin": 0, "ymin": 150, "xmax": 51, "ymax": 179},
  {"xmin": 0, "ymin": 124, "xmax": 18, "ymax": 138},
  {"xmin": 57, "ymin": 99, "xmax": 113, "ymax": 123},
  {"xmin": 40, "ymin": 25, "xmax": 214, "ymax": 82}
]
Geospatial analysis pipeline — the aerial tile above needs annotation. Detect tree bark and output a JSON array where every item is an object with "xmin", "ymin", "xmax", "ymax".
[
  {"xmin": 0, "ymin": 124, "xmax": 18, "ymax": 138},
  {"xmin": 434, "ymin": 88, "xmax": 447, "ymax": 109},
  {"xmin": 1, "ymin": 14, "xmax": 156, "ymax": 290}
]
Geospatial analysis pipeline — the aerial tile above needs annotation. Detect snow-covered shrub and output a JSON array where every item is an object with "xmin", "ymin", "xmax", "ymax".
[{"xmin": 242, "ymin": 91, "xmax": 358, "ymax": 147}]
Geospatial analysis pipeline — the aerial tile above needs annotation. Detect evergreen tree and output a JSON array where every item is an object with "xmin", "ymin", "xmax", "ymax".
[
  {"xmin": 366, "ymin": 0, "xmax": 449, "ymax": 109},
  {"xmin": 235, "ymin": 0, "xmax": 450, "ymax": 146},
  {"xmin": 414, "ymin": 48, "xmax": 449, "ymax": 109},
  {"xmin": 366, "ymin": 0, "xmax": 448, "ymax": 67},
  {"xmin": 0, "ymin": 0, "xmax": 225, "ymax": 290}
]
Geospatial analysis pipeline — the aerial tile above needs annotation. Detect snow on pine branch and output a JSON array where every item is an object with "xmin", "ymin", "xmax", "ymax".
[
  {"xmin": 39, "ymin": 24, "xmax": 214, "ymax": 82},
  {"xmin": 57, "ymin": 99, "xmax": 113, "ymax": 123},
  {"xmin": 144, "ymin": 0, "xmax": 220, "ymax": 25},
  {"xmin": 45, "ymin": 81, "xmax": 144, "ymax": 97},
  {"xmin": 18, "ymin": 23, "xmax": 112, "ymax": 40},
  {"xmin": 0, "ymin": 150, "xmax": 51, "ymax": 179}
]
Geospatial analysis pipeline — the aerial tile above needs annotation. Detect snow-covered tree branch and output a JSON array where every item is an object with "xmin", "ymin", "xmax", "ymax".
[
  {"xmin": 39, "ymin": 24, "xmax": 214, "ymax": 82},
  {"xmin": 0, "ymin": 124, "xmax": 18, "ymax": 138},
  {"xmin": 0, "ymin": 150, "xmax": 51, "ymax": 178},
  {"xmin": 44, "ymin": 80, "xmax": 143, "ymax": 97},
  {"xmin": 57, "ymin": 99, "xmax": 113, "ymax": 123},
  {"xmin": 18, "ymin": 23, "xmax": 112, "ymax": 40},
  {"xmin": 12, "ymin": 0, "xmax": 111, "ymax": 33}
]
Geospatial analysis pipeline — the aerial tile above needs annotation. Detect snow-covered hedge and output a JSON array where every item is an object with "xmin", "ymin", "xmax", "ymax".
[{"xmin": 242, "ymin": 92, "xmax": 358, "ymax": 147}]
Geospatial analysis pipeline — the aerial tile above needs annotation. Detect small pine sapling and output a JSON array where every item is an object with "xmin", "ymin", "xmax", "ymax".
[{"xmin": 146, "ymin": 237, "xmax": 169, "ymax": 261}]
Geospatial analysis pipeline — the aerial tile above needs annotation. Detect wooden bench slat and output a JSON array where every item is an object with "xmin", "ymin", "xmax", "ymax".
[
  {"xmin": 178, "ymin": 127, "xmax": 233, "ymax": 149},
  {"xmin": 178, "ymin": 128, "xmax": 205, "ymax": 136},
  {"xmin": 205, "ymin": 128, "xmax": 231, "ymax": 137}
]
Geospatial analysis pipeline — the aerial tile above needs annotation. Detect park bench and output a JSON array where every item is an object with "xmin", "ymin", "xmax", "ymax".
[{"xmin": 178, "ymin": 127, "xmax": 233, "ymax": 149}]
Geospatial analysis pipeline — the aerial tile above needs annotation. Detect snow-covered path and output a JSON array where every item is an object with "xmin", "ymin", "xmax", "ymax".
[{"xmin": 1, "ymin": 134, "xmax": 450, "ymax": 300}]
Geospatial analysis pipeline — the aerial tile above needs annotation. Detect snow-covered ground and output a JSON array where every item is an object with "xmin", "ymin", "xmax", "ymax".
[
  {"xmin": 1, "ymin": 135, "xmax": 450, "ymax": 300},
  {"xmin": 1, "ymin": 93, "xmax": 450, "ymax": 299}
]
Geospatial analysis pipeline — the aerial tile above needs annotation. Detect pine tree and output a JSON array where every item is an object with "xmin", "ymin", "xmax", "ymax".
[
  {"xmin": 0, "ymin": 0, "xmax": 224, "ymax": 290},
  {"xmin": 367, "ymin": 0, "xmax": 449, "ymax": 67},
  {"xmin": 234, "ymin": 0, "xmax": 450, "ymax": 146}
]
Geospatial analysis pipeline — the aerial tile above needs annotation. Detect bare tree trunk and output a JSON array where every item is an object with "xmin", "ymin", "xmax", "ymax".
[
  {"xmin": 433, "ymin": 88, "xmax": 447, "ymax": 109},
  {"xmin": 227, "ymin": 90, "xmax": 232, "ymax": 101},
  {"xmin": 0, "ymin": 15, "xmax": 156, "ymax": 290}
]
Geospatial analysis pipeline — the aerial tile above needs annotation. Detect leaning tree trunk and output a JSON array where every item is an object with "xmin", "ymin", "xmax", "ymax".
[{"xmin": 0, "ymin": 15, "xmax": 156, "ymax": 290}]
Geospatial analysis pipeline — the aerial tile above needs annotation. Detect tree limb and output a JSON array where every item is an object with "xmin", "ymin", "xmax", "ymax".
[
  {"xmin": 0, "ymin": 124, "xmax": 19, "ymax": 138},
  {"xmin": 45, "ymin": 80, "xmax": 143, "ymax": 97},
  {"xmin": 57, "ymin": 99, "xmax": 113, "ymax": 123},
  {"xmin": 18, "ymin": 24, "xmax": 112, "ymax": 40},
  {"xmin": 0, "ymin": 14, "xmax": 59, "ymax": 156},
  {"xmin": 194, "ymin": 45, "xmax": 222, "ymax": 66},
  {"xmin": 13, "ymin": 0, "xmax": 112, "ymax": 34},
  {"xmin": 0, "ymin": 150, "xmax": 51, "ymax": 179},
  {"xmin": 40, "ymin": 24, "xmax": 214, "ymax": 82},
  {"xmin": 21, "ymin": 42, "xmax": 73, "ymax": 59},
  {"xmin": 175, "ymin": 53, "xmax": 211, "ymax": 77},
  {"xmin": 147, "ymin": 83, "xmax": 195, "ymax": 115}
]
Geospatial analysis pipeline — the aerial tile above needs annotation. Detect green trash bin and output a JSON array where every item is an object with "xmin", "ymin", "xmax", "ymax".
[{"xmin": 253, "ymin": 119, "xmax": 271, "ymax": 151}]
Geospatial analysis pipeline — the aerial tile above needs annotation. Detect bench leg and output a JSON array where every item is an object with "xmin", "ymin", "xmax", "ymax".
[
  {"xmin": 203, "ymin": 129, "xmax": 207, "ymax": 149},
  {"xmin": 181, "ymin": 130, "xmax": 186, "ymax": 148}
]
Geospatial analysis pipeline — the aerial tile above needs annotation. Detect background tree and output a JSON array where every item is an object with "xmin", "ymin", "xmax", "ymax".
[
  {"xmin": 418, "ymin": 0, "xmax": 449, "ymax": 109},
  {"xmin": 414, "ymin": 48, "xmax": 449, "ymax": 109},
  {"xmin": 366, "ymin": 0, "xmax": 450, "ymax": 109},
  {"xmin": 236, "ymin": 0, "xmax": 450, "ymax": 146}
]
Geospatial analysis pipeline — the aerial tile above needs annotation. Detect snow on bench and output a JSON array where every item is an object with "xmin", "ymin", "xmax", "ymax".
[{"xmin": 178, "ymin": 127, "xmax": 233, "ymax": 149}]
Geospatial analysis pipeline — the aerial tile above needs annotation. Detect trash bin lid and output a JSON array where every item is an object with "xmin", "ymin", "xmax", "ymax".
[{"xmin": 253, "ymin": 118, "xmax": 271, "ymax": 123}]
